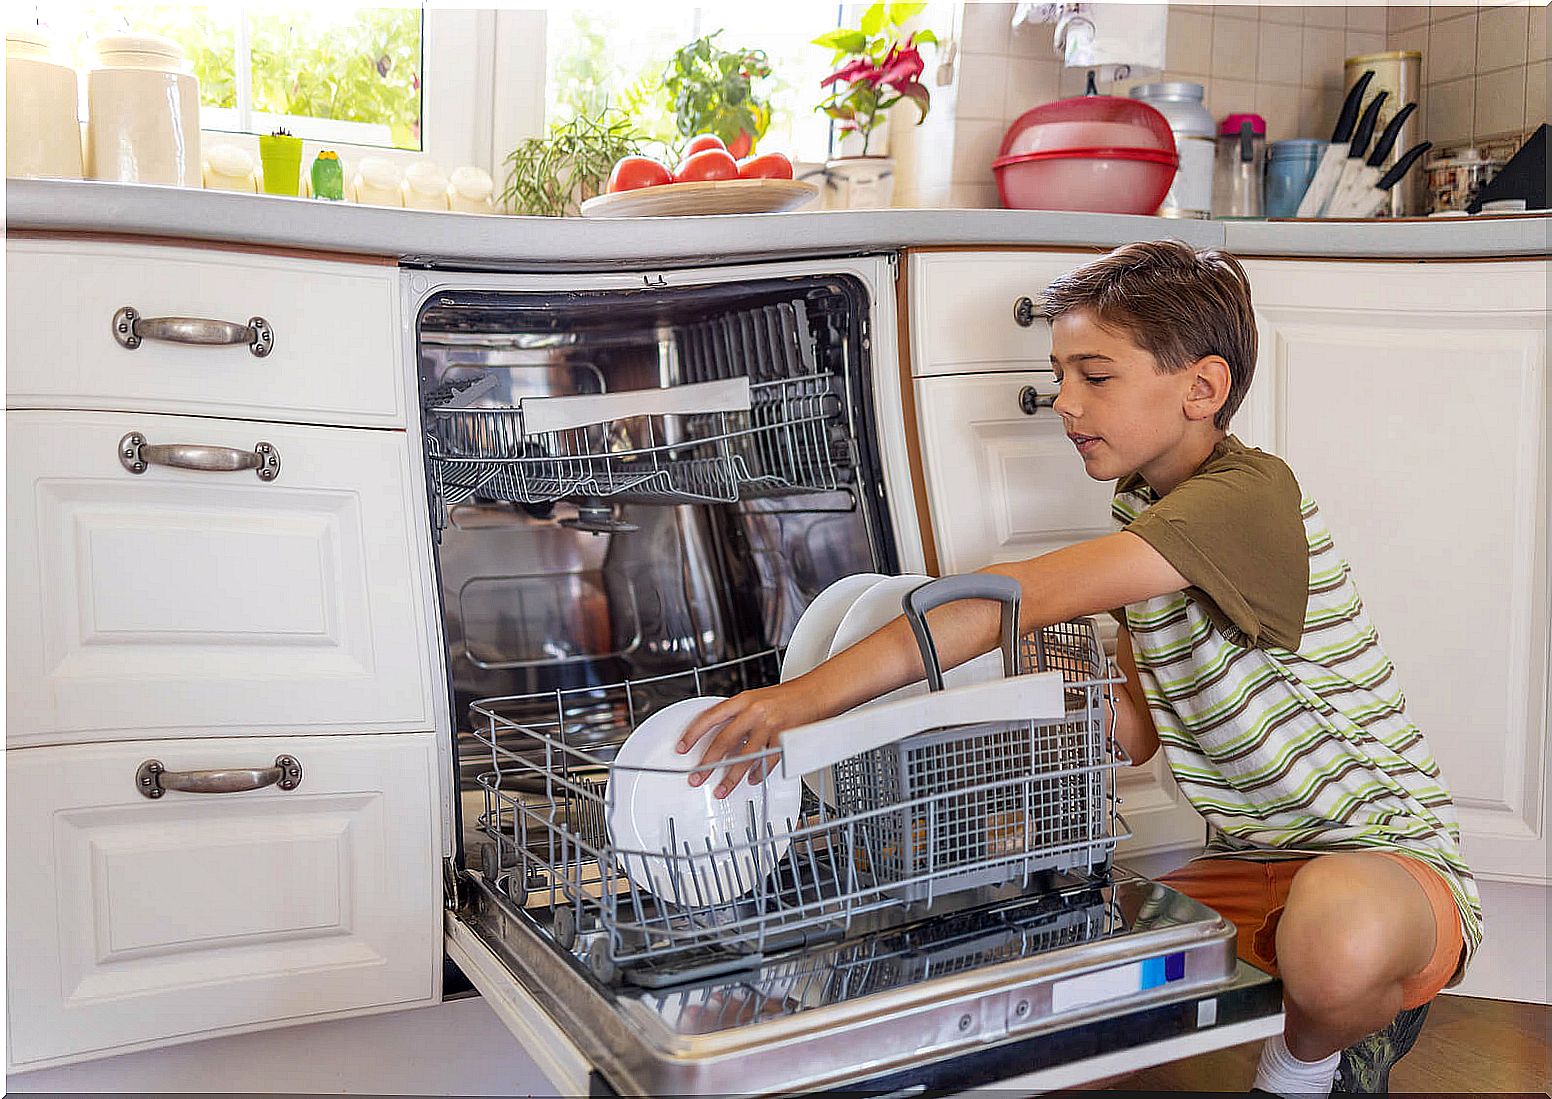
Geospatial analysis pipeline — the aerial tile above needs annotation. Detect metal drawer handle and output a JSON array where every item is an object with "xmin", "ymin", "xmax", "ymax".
[
  {"xmin": 136, "ymin": 755, "xmax": 303, "ymax": 799},
  {"xmin": 113, "ymin": 305, "xmax": 274, "ymax": 358},
  {"xmin": 1018, "ymin": 385, "xmax": 1056, "ymax": 415},
  {"xmin": 119, "ymin": 432, "xmax": 281, "ymax": 481},
  {"xmin": 1013, "ymin": 296, "xmax": 1038, "ymax": 328}
]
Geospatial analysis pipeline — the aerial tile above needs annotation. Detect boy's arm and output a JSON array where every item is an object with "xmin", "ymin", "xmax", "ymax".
[
  {"xmin": 680, "ymin": 531, "xmax": 1186, "ymax": 795},
  {"xmin": 1110, "ymin": 626, "xmax": 1161, "ymax": 766}
]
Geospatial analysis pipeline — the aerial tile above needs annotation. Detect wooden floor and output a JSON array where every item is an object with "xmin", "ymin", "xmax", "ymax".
[{"xmin": 1096, "ymin": 995, "xmax": 1551, "ymax": 1094}]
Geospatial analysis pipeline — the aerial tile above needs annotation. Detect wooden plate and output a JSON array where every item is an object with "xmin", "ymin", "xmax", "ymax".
[{"xmin": 580, "ymin": 178, "xmax": 819, "ymax": 218}]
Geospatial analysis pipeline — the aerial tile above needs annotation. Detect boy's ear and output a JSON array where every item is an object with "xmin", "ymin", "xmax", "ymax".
[{"xmin": 1183, "ymin": 355, "xmax": 1232, "ymax": 422}]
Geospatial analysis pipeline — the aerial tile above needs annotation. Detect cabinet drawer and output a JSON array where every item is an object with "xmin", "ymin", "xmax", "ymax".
[
  {"xmin": 908, "ymin": 252, "xmax": 1095, "ymax": 376},
  {"xmin": 5, "ymin": 732, "xmax": 440, "ymax": 1070},
  {"xmin": 915, "ymin": 371, "xmax": 1115, "ymax": 573},
  {"xmin": 7, "ymin": 410, "xmax": 436, "ymax": 746},
  {"xmin": 6, "ymin": 239, "xmax": 404, "ymax": 427}
]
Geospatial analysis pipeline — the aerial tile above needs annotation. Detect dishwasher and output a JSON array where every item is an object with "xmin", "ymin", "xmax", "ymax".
[{"xmin": 404, "ymin": 255, "xmax": 1282, "ymax": 1095}]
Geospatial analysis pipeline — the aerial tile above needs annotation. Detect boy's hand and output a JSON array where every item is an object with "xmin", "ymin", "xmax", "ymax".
[{"xmin": 676, "ymin": 680, "xmax": 828, "ymax": 799}]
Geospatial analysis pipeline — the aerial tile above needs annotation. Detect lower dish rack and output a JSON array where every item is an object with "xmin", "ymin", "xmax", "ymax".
[
  {"xmin": 427, "ymin": 374, "xmax": 850, "ymax": 508},
  {"xmin": 467, "ymin": 576, "xmax": 1128, "ymax": 986}
]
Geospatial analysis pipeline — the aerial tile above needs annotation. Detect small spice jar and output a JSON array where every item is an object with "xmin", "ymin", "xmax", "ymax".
[{"xmin": 85, "ymin": 32, "xmax": 201, "ymax": 186}]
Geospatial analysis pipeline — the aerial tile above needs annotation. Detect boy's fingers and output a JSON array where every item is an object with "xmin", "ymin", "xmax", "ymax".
[
  {"xmin": 688, "ymin": 714, "xmax": 756, "ymax": 786},
  {"xmin": 677, "ymin": 698, "xmax": 739, "ymax": 753},
  {"xmin": 715, "ymin": 759, "xmax": 757, "ymax": 798}
]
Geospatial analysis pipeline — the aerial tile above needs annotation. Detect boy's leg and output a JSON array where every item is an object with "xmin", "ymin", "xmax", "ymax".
[{"xmin": 1273, "ymin": 851, "xmax": 1442, "ymax": 1062}]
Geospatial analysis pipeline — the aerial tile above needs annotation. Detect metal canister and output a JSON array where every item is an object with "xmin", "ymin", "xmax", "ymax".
[
  {"xmin": 1344, "ymin": 50, "xmax": 1422, "ymax": 216},
  {"xmin": 1129, "ymin": 82, "xmax": 1214, "ymax": 218}
]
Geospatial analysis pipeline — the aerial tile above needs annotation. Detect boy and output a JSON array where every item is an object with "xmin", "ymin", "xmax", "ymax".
[{"xmin": 677, "ymin": 240, "xmax": 1480, "ymax": 1097}]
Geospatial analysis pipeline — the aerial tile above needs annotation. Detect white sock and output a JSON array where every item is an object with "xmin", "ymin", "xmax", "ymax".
[{"xmin": 1252, "ymin": 1031, "xmax": 1340, "ymax": 1097}]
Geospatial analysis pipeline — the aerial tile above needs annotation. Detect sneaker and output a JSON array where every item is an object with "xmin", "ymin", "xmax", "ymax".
[{"xmin": 1333, "ymin": 1000, "xmax": 1431, "ymax": 1093}]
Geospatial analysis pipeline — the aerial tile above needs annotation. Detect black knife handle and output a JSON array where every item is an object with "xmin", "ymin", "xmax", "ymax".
[
  {"xmin": 1367, "ymin": 102, "xmax": 1418, "ymax": 167},
  {"xmin": 1349, "ymin": 91, "xmax": 1389, "ymax": 160},
  {"xmin": 1333, "ymin": 70, "xmax": 1376, "ymax": 142},
  {"xmin": 1377, "ymin": 141, "xmax": 1433, "ymax": 191}
]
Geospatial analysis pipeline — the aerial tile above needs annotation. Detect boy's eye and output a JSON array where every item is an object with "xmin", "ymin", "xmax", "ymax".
[{"xmin": 1086, "ymin": 375, "xmax": 1111, "ymax": 385}]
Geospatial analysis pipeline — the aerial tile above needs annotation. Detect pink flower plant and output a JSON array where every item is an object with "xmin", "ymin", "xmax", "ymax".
[{"xmin": 814, "ymin": 3, "xmax": 936, "ymax": 156}]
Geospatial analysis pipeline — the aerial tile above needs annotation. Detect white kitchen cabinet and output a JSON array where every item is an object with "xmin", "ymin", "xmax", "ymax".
[
  {"xmin": 6, "ymin": 732, "xmax": 442, "ymax": 1071},
  {"xmin": 6, "ymin": 239, "xmax": 405, "ymax": 428},
  {"xmin": 907, "ymin": 251, "xmax": 1096, "ymax": 375},
  {"xmin": 6, "ymin": 410, "xmax": 437, "ymax": 746},
  {"xmin": 1242, "ymin": 258, "xmax": 1549, "ymax": 1000}
]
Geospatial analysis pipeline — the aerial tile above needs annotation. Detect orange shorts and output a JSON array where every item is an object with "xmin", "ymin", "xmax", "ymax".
[{"xmin": 1159, "ymin": 852, "xmax": 1464, "ymax": 1010}]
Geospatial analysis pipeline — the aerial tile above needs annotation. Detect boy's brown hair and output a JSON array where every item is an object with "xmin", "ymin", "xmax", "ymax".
[{"xmin": 1040, "ymin": 240, "xmax": 1257, "ymax": 430}]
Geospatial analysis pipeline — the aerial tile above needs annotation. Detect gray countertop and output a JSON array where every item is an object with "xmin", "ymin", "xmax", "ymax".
[{"xmin": 7, "ymin": 178, "xmax": 1547, "ymax": 269}]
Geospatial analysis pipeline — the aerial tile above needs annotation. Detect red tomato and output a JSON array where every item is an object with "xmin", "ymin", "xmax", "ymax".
[
  {"xmin": 607, "ymin": 155, "xmax": 672, "ymax": 193},
  {"xmin": 683, "ymin": 134, "xmax": 726, "ymax": 156},
  {"xmin": 727, "ymin": 130, "xmax": 753, "ymax": 159},
  {"xmin": 673, "ymin": 149, "xmax": 739, "ymax": 183},
  {"xmin": 737, "ymin": 152, "xmax": 793, "ymax": 180}
]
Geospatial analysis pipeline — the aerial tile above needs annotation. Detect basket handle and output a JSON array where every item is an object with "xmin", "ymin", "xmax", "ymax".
[
  {"xmin": 777, "ymin": 671, "xmax": 1066, "ymax": 779},
  {"xmin": 902, "ymin": 574, "xmax": 1022, "ymax": 692},
  {"xmin": 520, "ymin": 377, "xmax": 750, "ymax": 435}
]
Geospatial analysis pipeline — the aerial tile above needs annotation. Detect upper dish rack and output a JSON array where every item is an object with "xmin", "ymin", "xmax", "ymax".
[{"xmin": 427, "ymin": 374, "xmax": 850, "ymax": 509}]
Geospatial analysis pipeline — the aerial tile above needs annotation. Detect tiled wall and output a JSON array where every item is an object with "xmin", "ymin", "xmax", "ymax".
[
  {"xmin": 892, "ymin": 2, "xmax": 1544, "ymax": 208},
  {"xmin": 1387, "ymin": 4, "xmax": 1549, "ymax": 152}
]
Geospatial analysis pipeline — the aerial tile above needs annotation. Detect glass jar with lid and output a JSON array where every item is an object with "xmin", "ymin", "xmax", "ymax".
[{"xmin": 1128, "ymin": 82, "xmax": 1214, "ymax": 219}]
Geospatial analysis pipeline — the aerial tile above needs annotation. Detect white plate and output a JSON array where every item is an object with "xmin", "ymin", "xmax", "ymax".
[
  {"xmin": 781, "ymin": 572, "xmax": 888, "ymax": 684},
  {"xmin": 579, "ymin": 178, "xmax": 819, "ymax": 218},
  {"xmin": 606, "ymin": 696, "xmax": 802, "ymax": 905}
]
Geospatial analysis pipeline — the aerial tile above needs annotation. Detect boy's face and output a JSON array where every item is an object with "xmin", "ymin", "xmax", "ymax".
[{"xmin": 1048, "ymin": 309, "xmax": 1203, "ymax": 484}]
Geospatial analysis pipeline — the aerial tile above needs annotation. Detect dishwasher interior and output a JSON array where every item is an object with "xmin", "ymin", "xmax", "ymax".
[{"xmin": 414, "ymin": 266, "xmax": 1277, "ymax": 1095}]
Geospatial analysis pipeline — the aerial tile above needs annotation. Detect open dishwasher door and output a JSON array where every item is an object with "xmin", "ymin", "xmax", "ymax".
[{"xmin": 404, "ymin": 257, "xmax": 1282, "ymax": 1095}]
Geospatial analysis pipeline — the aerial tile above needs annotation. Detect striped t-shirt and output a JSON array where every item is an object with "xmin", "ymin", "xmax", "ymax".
[{"xmin": 1113, "ymin": 435, "xmax": 1482, "ymax": 976}]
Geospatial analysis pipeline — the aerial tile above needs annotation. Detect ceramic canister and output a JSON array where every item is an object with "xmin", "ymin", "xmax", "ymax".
[
  {"xmin": 448, "ymin": 165, "xmax": 495, "ymax": 213},
  {"xmin": 86, "ymin": 32, "xmax": 201, "ymax": 186},
  {"xmin": 6, "ymin": 27, "xmax": 84, "ymax": 179}
]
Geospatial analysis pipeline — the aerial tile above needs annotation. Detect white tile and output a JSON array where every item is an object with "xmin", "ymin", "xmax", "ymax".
[
  {"xmin": 1059, "ymin": 65, "xmax": 1090, "ymax": 97},
  {"xmin": 1346, "ymin": 31, "xmax": 1386, "ymax": 60},
  {"xmin": 1210, "ymin": 78, "xmax": 1259, "ymax": 119},
  {"xmin": 1388, "ymin": 25, "xmax": 1430, "ymax": 85},
  {"xmin": 1530, "ymin": 5, "xmax": 1548, "ymax": 65},
  {"xmin": 1346, "ymin": 4, "xmax": 1386, "ymax": 34},
  {"xmin": 1260, "ymin": 4, "xmax": 1304, "ymax": 27},
  {"xmin": 1428, "ymin": 12, "xmax": 1479, "ymax": 84},
  {"xmin": 1255, "ymin": 81, "xmax": 1306, "ymax": 141},
  {"xmin": 1167, "ymin": 9, "xmax": 1214, "ymax": 76},
  {"xmin": 1527, "ymin": 60, "xmax": 1549, "ymax": 125},
  {"xmin": 951, "ymin": 118, "xmax": 1007, "ymax": 183},
  {"xmin": 1214, "ymin": 5, "xmax": 1261, "ymax": 21},
  {"xmin": 1008, "ymin": 18, "xmax": 1063, "ymax": 61},
  {"xmin": 1426, "ymin": 76, "xmax": 1475, "ymax": 148},
  {"xmin": 1476, "ymin": 4, "xmax": 1529, "ymax": 74},
  {"xmin": 1258, "ymin": 19, "xmax": 1304, "ymax": 84},
  {"xmin": 1387, "ymin": 7, "xmax": 1431, "ymax": 34},
  {"xmin": 956, "ymin": 52, "xmax": 1010, "ymax": 119},
  {"xmin": 947, "ymin": 181, "xmax": 1001, "ymax": 208},
  {"xmin": 1003, "ymin": 58, "xmax": 1062, "ymax": 119},
  {"xmin": 960, "ymin": 2, "xmax": 1017, "ymax": 56},
  {"xmin": 1301, "ymin": 24, "xmax": 1347, "ymax": 86},
  {"xmin": 1303, "ymin": 4, "xmax": 1347, "ymax": 29},
  {"xmin": 1474, "ymin": 66, "xmax": 1527, "ymax": 137},
  {"xmin": 1211, "ymin": 13, "xmax": 1260, "ymax": 79},
  {"xmin": 1297, "ymin": 80, "xmax": 1337, "ymax": 136},
  {"xmin": 1427, "ymin": 7, "xmax": 1476, "ymax": 27}
]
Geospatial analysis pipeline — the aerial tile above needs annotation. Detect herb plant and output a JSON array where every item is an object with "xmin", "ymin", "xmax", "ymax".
[
  {"xmin": 498, "ymin": 109, "xmax": 648, "ymax": 217},
  {"xmin": 662, "ymin": 32, "xmax": 773, "ymax": 157}
]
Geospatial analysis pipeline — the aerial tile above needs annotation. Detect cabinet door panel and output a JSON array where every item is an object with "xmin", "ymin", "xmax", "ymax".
[
  {"xmin": 1246, "ymin": 259, "xmax": 1548, "ymax": 887},
  {"xmin": 915, "ymin": 370, "xmax": 1204, "ymax": 854},
  {"xmin": 6, "ymin": 733, "xmax": 440, "ymax": 1070},
  {"xmin": 6, "ymin": 240, "xmax": 404, "ymax": 427},
  {"xmin": 7, "ymin": 411, "xmax": 435, "ymax": 745}
]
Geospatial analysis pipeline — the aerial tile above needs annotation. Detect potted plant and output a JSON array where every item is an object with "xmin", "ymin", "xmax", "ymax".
[
  {"xmin": 662, "ymin": 31, "xmax": 772, "ymax": 159},
  {"xmin": 499, "ymin": 108, "xmax": 647, "ymax": 217},
  {"xmin": 813, "ymin": 3, "xmax": 935, "ymax": 208}
]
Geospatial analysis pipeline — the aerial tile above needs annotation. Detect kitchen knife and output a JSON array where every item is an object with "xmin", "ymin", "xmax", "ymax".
[
  {"xmin": 1326, "ymin": 102, "xmax": 1418, "ymax": 216},
  {"xmin": 1341, "ymin": 141, "xmax": 1433, "ymax": 218},
  {"xmin": 1318, "ymin": 90, "xmax": 1388, "ymax": 216},
  {"xmin": 1295, "ymin": 69, "xmax": 1376, "ymax": 218}
]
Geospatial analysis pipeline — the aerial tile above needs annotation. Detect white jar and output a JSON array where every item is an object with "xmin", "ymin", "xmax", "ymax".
[
  {"xmin": 351, "ymin": 156, "xmax": 404, "ymax": 206},
  {"xmin": 403, "ymin": 160, "xmax": 450, "ymax": 210},
  {"xmin": 448, "ymin": 165, "xmax": 495, "ymax": 213},
  {"xmin": 6, "ymin": 28, "xmax": 84, "ymax": 179},
  {"xmin": 86, "ymin": 32, "xmax": 201, "ymax": 186},
  {"xmin": 203, "ymin": 143, "xmax": 259, "ymax": 192}
]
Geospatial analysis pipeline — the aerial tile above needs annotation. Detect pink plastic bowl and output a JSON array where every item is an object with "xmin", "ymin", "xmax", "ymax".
[{"xmin": 992, "ymin": 148, "xmax": 1178, "ymax": 215}]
